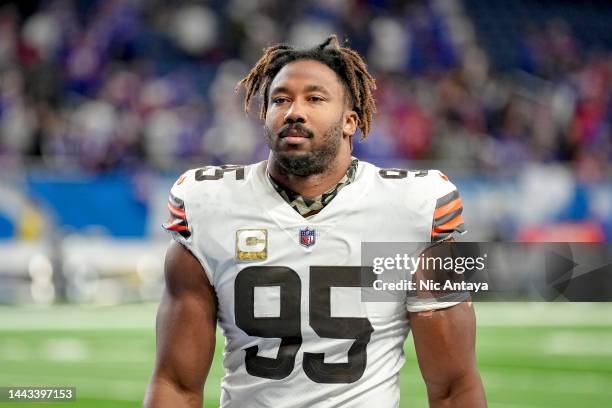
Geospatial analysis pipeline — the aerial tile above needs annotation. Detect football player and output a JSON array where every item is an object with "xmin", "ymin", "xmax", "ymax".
[{"xmin": 144, "ymin": 35, "xmax": 486, "ymax": 407}]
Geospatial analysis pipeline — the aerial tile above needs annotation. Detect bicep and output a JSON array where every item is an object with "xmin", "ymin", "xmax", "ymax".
[
  {"xmin": 148, "ymin": 240, "xmax": 217, "ymax": 404},
  {"xmin": 410, "ymin": 302, "xmax": 478, "ymax": 397}
]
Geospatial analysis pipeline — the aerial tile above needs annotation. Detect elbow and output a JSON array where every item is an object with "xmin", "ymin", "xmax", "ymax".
[
  {"xmin": 143, "ymin": 375, "xmax": 203, "ymax": 408},
  {"xmin": 426, "ymin": 370, "xmax": 486, "ymax": 408}
]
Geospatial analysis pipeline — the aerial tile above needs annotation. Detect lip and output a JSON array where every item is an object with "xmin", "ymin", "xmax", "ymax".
[{"xmin": 282, "ymin": 135, "xmax": 310, "ymax": 144}]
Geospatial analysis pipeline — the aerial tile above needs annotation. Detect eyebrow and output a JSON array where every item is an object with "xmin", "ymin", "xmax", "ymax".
[
  {"xmin": 304, "ymin": 84, "xmax": 331, "ymax": 96},
  {"xmin": 269, "ymin": 84, "xmax": 332, "ymax": 97}
]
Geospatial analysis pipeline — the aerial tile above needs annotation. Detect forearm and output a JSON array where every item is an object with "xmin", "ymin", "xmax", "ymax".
[
  {"xmin": 143, "ymin": 376, "xmax": 203, "ymax": 408},
  {"xmin": 427, "ymin": 371, "xmax": 486, "ymax": 408}
]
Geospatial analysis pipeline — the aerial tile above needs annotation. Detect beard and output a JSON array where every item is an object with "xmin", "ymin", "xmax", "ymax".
[{"xmin": 264, "ymin": 119, "xmax": 343, "ymax": 177}]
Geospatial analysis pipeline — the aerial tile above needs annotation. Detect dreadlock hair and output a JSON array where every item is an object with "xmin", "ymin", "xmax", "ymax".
[{"xmin": 236, "ymin": 35, "xmax": 377, "ymax": 141}]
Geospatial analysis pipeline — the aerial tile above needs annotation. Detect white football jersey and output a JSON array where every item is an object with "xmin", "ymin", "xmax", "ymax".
[{"xmin": 163, "ymin": 160, "xmax": 466, "ymax": 408}]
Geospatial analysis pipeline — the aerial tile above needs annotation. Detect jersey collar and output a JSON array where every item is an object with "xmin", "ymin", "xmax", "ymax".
[{"xmin": 266, "ymin": 158, "xmax": 359, "ymax": 219}]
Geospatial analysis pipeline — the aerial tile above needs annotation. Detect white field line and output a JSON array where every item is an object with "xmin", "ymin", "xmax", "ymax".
[
  {"xmin": 0, "ymin": 304, "xmax": 157, "ymax": 330},
  {"xmin": 0, "ymin": 337, "xmax": 152, "ymax": 363},
  {"xmin": 481, "ymin": 370, "xmax": 612, "ymax": 396}
]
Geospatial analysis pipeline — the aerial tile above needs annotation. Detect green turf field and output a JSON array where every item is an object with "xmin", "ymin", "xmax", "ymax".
[{"xmin": 1, "ymin": 303, "xmax": 611, "ymax": 407}]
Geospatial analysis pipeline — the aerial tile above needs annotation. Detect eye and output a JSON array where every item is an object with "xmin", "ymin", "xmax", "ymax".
[
  {"xmin": 308, "ymin": 95, "xmax": 325, "ymax": 102},
  {"xmin": 272, "ymin": 96, "xmax": 289, "ymax": 104}
]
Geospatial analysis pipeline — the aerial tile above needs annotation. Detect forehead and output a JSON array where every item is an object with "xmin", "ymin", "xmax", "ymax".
[{"xmin": 269, "ymin": 59, "xmax": 343, "ymax": 94}]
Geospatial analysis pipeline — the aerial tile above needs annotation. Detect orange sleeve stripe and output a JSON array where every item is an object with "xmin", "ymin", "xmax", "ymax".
[
  {"xmin": 167, "ymin": 203, "xmax": 186, "ymax": 218},
  {"xmin": 165, "ymin": 223, "xmax": 188, "ymax": 232},
  {"xmin": 432, "ymin": 214, "xmax": 465, "ymax": 235},
  {"xmin": 433, "ymin": 198, "xmax": 463, "ymax": 220}
]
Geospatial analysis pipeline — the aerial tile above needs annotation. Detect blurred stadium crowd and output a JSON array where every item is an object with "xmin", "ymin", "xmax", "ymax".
[
  {"xmin": 0, "ymin": 0, "xmax": 610, "ymax": 178},
  {"xmin": 0, "ymin": 0, "xmax": 611, "ymax": 304}
]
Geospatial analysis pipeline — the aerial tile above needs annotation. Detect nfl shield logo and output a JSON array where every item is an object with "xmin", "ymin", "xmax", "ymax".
[{"xmin": 299, "ymin": 227, "xmax": 316, "ymax": 247}]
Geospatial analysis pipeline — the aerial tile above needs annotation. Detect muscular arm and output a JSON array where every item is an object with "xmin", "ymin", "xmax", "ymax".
[
  {"xmin": 410, "ymin": 302, "xmax": 486, "ymax": 408},
  {"xmin": 143, "ymin": 241, "xmax": 217, "ymax": 407}
]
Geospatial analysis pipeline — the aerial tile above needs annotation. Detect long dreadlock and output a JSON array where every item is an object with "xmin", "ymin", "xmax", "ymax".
[{"xmin": 236, "ymin": 35, "xmax": 377, "ymax": 141}]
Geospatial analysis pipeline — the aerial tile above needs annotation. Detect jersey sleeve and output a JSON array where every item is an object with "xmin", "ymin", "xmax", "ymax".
[
  {"xmin": 406, "ymin": 170, "xmax": 469, "ymax": 312},
  {"xmin": 163, "ymin": 190, "xmax": 190, "ymax": 239},
  {"xmin": 162, "ymin": 171, "xmax": 214, "ymax": 285},
  {"xmin": 430, "ymin": 171, "xmax": 466, "ymax": 243}
]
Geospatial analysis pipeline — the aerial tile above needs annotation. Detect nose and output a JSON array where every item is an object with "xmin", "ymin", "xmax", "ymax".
[{"xmin": 283, "ymin": 100, "xmax": 306, "ymax": 124}]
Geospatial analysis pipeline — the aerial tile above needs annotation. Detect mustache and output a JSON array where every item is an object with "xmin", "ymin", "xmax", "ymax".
[{"xmin": 277, "ymin": 123, "xmax": 314, "ymax": 139}]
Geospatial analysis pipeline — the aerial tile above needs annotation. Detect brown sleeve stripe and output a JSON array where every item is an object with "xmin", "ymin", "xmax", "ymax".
[
  {"xmin": 433, "ymin": 214, "xmax": 465, "ymax": 235},
  {"xmin": 433, "ymin": 197, "xmax": 463, "ymax": 220},
  {"xmin": 163, "ymin": 217, "xmax": 191, "ymax": 238},
  {"xmin": 436, "ymin": 190, "xmax": 459, "ymax": 208},
  {"xmin": 431, "ymin": 224, "xmax": 466, "ymax": 242},
  {"xmin": 432, "ymin": 188, "xmax": 466, "ymax": 242},
  {"xmin": 433, "ymin": 207, "xmax": 463, "ymax": 227},
  {"xmin": 432, "ymin": 232, "xmax": 452, "ymax": 242},
  {"xmin": 164, "ymin": 222, "xmax": 189, "ymax": 232},
  {"xmin": 169, "ymin": 192, "xmax": 185, "ymax": 209},
  {"xmin": 163, "ymin": 193, "xmax": 190, "ymax": 239}
]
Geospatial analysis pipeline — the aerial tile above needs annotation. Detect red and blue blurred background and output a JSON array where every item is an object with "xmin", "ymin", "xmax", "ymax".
[
  {"xmin": 0, "ymin": 2, "xmax": 611, "ymax": 407},
  {"xmin": 1, "ymin": 0, "xmax": 610, "ymax": 248}
]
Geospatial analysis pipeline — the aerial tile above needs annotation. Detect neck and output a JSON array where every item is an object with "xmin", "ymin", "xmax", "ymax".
[{"xmin": 267, "ymin": 152, "xmax": 353, "ymax": 199}]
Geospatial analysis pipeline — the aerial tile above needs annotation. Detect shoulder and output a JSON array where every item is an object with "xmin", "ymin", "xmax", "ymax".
[
  {"xmin": 358, "ymin": 162, "xmax": 465, "ymax": 241},
  {"xmin": 162, "ymin": 162, "xmax": 263, "ymax": 278},
  {"xmin": 413, "ymin": 169, "xmax": 459, "ymax": 201},
  {"xmin": 359, "ymin": 161, "xmax": 458, "ymax": 197},
  {"xmin": 169, "ymin": 162, "xmax": 262, "ymax": 201}
]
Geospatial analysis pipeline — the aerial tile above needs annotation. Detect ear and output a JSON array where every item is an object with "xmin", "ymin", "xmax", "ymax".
[{"xmin": 342, "ymin": 109, "xmax": 359, "ymax": 138}]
